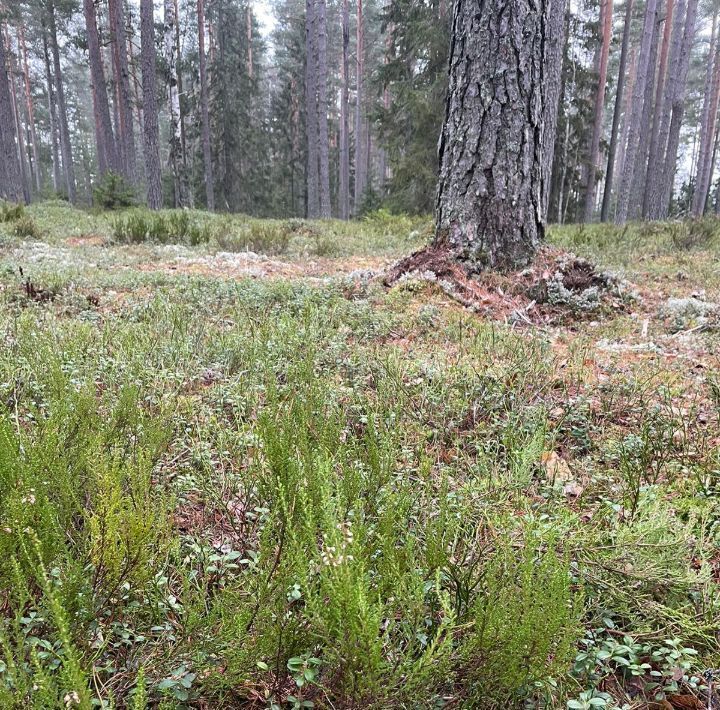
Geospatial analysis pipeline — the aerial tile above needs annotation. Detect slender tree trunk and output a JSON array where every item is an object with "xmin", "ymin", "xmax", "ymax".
[
  {"xmin": 615, "ymin": 45, "xmax": 637, "ymax": 205},
  {"xmin": 0, "ymin": 22, "xmax": 23, "ymax": 203},
  {"xmin": 641, "ymin": 0, "xmax": 674, "ymax": 216},
  {"xmin": 316, "ymin": 0, "xmax": 331, "ymax": 217},
  {"xmin": 691, "ymin": 17, "xmax": 720, "ymax": 216},
  {"xmin": 583, "ymin": 0, "xmax": 613, "ymax": 221},
  {"xmin": 18, "ymin": 25, "xmax": 41, "ymax": 192},
  {"xmin": 646, "ymin": 0, "xmax": 687, "ymax": 218},
  {"xmin": 6, "ymin": 29, "xmax": 31, "ymax": 203},
  {"xmin": 629, "ymin": 0, "xmax": 661, "ymax": 219},
  {"xmin": 354, "ymin": 0, "xmax": 367, "ymax": 213},
  {"xmin": 615, "ymin": 0, "xmax": 659, "ymax": 223},
  {"xmin": 246, "ymin": 5, "xmax": 253, "ymax": 80},
  {"xmin": 197, "ymin": 0, "xmax": 214, "ymax": 210},
  {"xmin": 84, "ymin": 0, "xmax": 120, "ymax": 177},
  {"xmin": 339, "ymin": 0, "xmax": 350, "ymax": 219},
  {"xmin": 174, "ymin": 0, "xmax": 191, "ymax": 206},
  {"xmin": 109, "ymin": 0, "xmax": 137, "ymax": 184},
  {"xmin": 305, "ymin": 0, "xmax": 320, "ymax": 217},
  {"xmin": 42, "ymin": 27, "xmax": 62, "ymax": 193},
  {"xmin": 48, "ymin": 0, "xmax": 76, "ymax": 202},
  {"xmin": 435, "ymin": 0, "xmax": 556, "ymax": 271},
  {"xmin": 658, "ymin": 0, "xmax": 698, "ymax": 217},
  {"xmin": 165, "ymin": 0, "xmax": 188, "ymax": 206},
  {"xmin": 601, "ymin": 0, "xmax": 633, "ymax": 221},
  {"xmin": 140, "ymin": 0, "xmax": 163, "ymax": 209},
  {"xmin": 544, "ymin": 0, "xmax": 567, "ymax": 218}
]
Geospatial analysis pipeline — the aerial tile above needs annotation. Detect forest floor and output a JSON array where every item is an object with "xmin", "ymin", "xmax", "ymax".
[{"xmin": 0, "ymin": 201, "xmax": 719, "ymax": 709}]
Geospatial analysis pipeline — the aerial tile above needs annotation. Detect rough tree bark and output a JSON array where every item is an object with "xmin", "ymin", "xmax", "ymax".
[
  {"xmin": 691, "ymin": 17, "xmax": 720, "ymax": 216},
  {"xmin": 657, "ymin": 0, "xmax": 698, "ymax": 217},
  {"xmin": 84, "ymin": 0, "xmax": 120, "ymax": 177},
  {"xmin": 109, "ymin": 0, "xmax": 137, "ymax": 184},
  {"xmin": 305, "ymin": 0, "xmax": 320, "ymax": 217},
  {"xmin": 615, "ymin": 0, "xmax": 659, "ymax": 224},
  {"xmin": 434, "ymin": 0, "xmax": 561, "ymax": 271},
  {"xmin": 354, "ymin": 0, "xmax": 367, "ymax": 213},
  {"xmin": 339, "ymin": 0, "xmax": 350, "ymax": 220},
  {"xmin": 583, "ymin": 0, "xmax": 613, "ymax": 221},
  {"xmin": 645, "ymin": 0, "xmax": 687, "ymax": 218},
  {"xmin": 140, "ymin": 0, "xmax": 163, "ymax": 209},
  {"xmin": 165, "ymin": 0, "xmax": 188, "ymax": 206},
  {"xmin": 7, "ymin": 27, "xmax": 31, "ymax": 203},
  {"xmin": 197, "ymin": 0, "xmax": 215, "ymax": 210},
  {"xmin": 629, "ymin": 0, "xmax": 661, "ymax": 219},
  {"xmin": 47, "ymin": 0, "xmax": 76, "ymax": 202},
  {"xmin": 642, "ymin": 0, "xmax": 674, "ymax": 216},
  {"xmin": 0, "ymin": 22, "xmax": 24, "ymax": 203},
  {"xmin": 601, "ymin": 0, "xmax": 634, "ymax": 221},
  {"xmin": 316, "ymin": 0, "xmax": 331, "ymax": 217}
]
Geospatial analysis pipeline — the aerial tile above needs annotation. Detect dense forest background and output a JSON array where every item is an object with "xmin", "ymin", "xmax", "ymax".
[{"xmin": 2, "ymin": 0, "xmax": 720, "ymax": 223}]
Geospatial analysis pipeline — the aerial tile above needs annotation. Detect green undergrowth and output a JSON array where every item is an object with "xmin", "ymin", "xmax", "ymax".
[{"xmin": 0, "ymin": 205, "xmax": 718, "ymax": 707}]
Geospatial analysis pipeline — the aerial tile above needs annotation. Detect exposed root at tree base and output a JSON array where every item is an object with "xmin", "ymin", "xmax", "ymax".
[{"xmin": 384, "ymin": 244, "xmax": 638, "ymax": 324}]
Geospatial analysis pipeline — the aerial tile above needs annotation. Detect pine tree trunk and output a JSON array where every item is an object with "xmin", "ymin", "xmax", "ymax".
[
  {"xmin": 641, "ymin": 0, "xmax": 674, "ymax": 216},
  {"xmin": 583, "ymin": 0, "xmax": 613, "ymax": 221},
  {"xmin": 305, "ymin": 0, "xmax": 320, "ymax": 217},
  {"xmin": 246, "ymin": 5, "xmax": 254, "ymax": 80},
  {"xmin": 109, "ymin": 0, "xmax": 137, "ymax": 184},
  {"xmin": 165, "ymin": 0, "xmax": 188, "ymax": 206},
  {"xmin": 84, "ymin": 0, "xmax": 120, "ymax": 177},
  {"xmin": 629, "ymin": 0, "xmax": 661, "ymax": 219},
  {"xmin": 174, "ymin": 0, "xmax": 191, "ymax": 206},
  {"xmin": 18, "ymin": 25, "xmax": 41, "ymax": 192},
  {"xmin": 140, "ymin": 0, "xmax": 163, "ymax": 209},
  {"xmin": 657, "ymin": 0, "xmax": 698, "ymax": 217},
  {"xmin": 354, "ymin": 0, "xmax": 367, "ymax": 213},
  {"xmin": 5, "ymin": 28, "xmax": 31, "ymax": 203},
  {"xmin": 543, "ymin": 0, "xmax": 567, "ymax": 217},
  {"xmin": 601, "ymin": 0, "xmax": 633, "ymax": 221},
  {"xmin": 316, "ymin": 0, "xmax": 331, "ymax": 217},
  {"xmin": 48, "ymin": 0, "xmax": 76, "ymax": 202},
  {"xmin": 197, "ymin": 0, "xmax": 215, "ymax": 210},
  {"xmin": 615, "ymin": 0, "xmax": 659, "ymax": 224},
  {"xmin": 42, "ymin": 26, "xmax": 62, "ymax": 193},
  {"xmin": 0, "ymin": 22, "xmax": 23, "ymax": 203},
  {"xmin": 646, "ymin": 0, "xmax": 687, "ymax": 218},
  {"xmin": 339, "ymin": 0, "xmax": 350, "ymax": 220},
  {"xmin": 435, "ymin": 0, "xmax": 555, "ymax": 271},
  {"xmin": 691, "ymin": 16, "xmax": 720, "ymax": 216},
  {"xmin": 614, "ymin": 45, "xmax": 637, "ymax": 202}
]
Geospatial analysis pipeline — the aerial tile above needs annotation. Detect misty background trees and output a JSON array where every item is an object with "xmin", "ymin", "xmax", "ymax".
[{"xmin": 1, "ymin": 0, "xmax": 720, "ymax": 224}]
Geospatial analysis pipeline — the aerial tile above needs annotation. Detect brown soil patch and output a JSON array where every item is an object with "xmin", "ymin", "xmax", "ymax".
[{"xmin": 65, "ymin": 234, "xmax": 107, "ymax": 247}]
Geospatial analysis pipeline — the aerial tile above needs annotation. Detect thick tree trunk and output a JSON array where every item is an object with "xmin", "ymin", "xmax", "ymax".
[
  {"xmin": 165, "ymin": 0, "xmax": 188, "ymax": 206},
  {"xmin": 339, "ymin": 0, "xmax": 350, "ymax": 220},
  {"xmin": 354, "ymin": 0, "xmax": 367, "ymax": 213},
  {"xmin": 691, "ymin": 18, "xmax": 720, "ymax": 216},
  {"xmin": 109, "ymin": 0, "xmax": 137, "ymax": 184},
  {"xmin": 316, "ymin": 0, "xmax": 331, "ymax": 217},
  {"xmin": 0, "ymin": 23, "xmax": 23, "ymax": 203},
  {"xmin": 42, "ymin": 27, "xmax": 62, "ymax": 193},
  {"xmin": 48, "ymin": 0, "xmax": 76, "ymax": 202},
  {"xmin": 140, "ymin": 0, "xmax": 163, "ymax": 209},
  {"xmin": 305, "ymin": 0, "xmax": 320, "ymax": 217},
  {"xmin": 615, "ymin": 0, "xmax": 659, "ymax": 223},
  {"xmin": 434, "ymin": 0, "xmax": 555, "ymax": 272},
  {"xmin": 601, "ymin": 0, "xmax": 634, "ymax": 221},
  {"xmin": 84, "ymin": 0, "xmax": 120, "ymax": 177},
  {"xmin": 583, "ymin": 0, "xmax": 613, "ymax": 221},
  {"xmin": 197, "ymin": 0, "xmax": 214, "ymax": 210}
]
